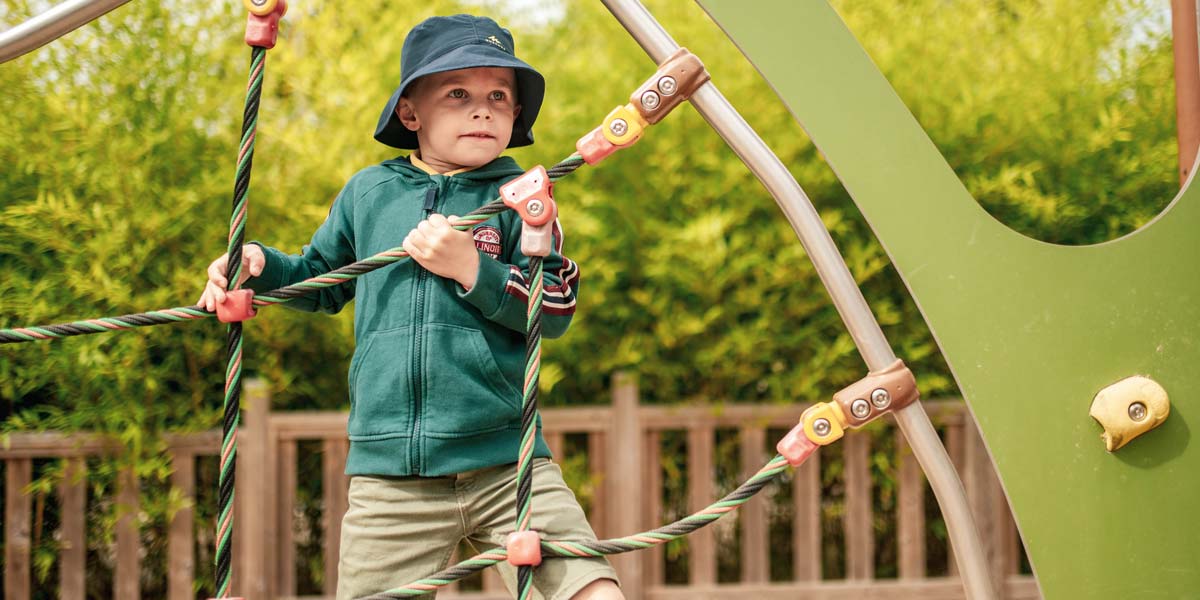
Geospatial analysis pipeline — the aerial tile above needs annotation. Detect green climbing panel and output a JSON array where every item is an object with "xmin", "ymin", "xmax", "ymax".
[{"xmin": 697, "ymin": 1, "xmax": 1200, "ymax": 597}]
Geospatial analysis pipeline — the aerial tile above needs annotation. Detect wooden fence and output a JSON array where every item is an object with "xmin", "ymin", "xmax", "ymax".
[{"xmin": 2, "ymin": 376, "xmax": 1039, "ymax": 599}]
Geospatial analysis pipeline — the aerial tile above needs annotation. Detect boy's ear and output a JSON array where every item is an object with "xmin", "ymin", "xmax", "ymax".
[
  {"xmin": 513, "ymin": 104, "xmax": 522, "ymax": 120},
  {"xmin": 396, "ymin": 98, "xmax": 420, "ymax": 132}
]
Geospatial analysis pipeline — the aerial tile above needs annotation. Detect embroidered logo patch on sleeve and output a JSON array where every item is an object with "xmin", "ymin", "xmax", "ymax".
[{"xmin": 473, "ymin": 225, "xmax": 503, "ymax": 259}]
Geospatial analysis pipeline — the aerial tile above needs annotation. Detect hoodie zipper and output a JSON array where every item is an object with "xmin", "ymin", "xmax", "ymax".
[{"xmin": 410, "ymin": 182, "xmax": 442, "ymax": 474}]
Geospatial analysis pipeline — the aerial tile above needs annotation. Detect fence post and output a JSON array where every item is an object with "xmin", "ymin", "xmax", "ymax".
[
  {"xmin": 237, "ymin": 378, "xmax": 271, "ymax": 597},
  {"xmin": 5, "ymin": 458, "xmax": 33, "ymax": 600},
  {"xmin": 607, "ymin": 372, "xmax": 643, "ymax": 600},
  {"xmin": 115, "ymin": 464, "xmax": 140, "ymax": 599},
  {"xmin": 59, "ymin": 457, "xmax": 87, "ymax": 600}
]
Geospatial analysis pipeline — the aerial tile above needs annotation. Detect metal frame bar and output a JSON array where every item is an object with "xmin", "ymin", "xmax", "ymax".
[
  {"xmin": 0, "ymin": 0, "xmax": 132, "ymax": 64},
  {"xmin": 599, "ymin": 1, "xmax": 998, "ymax": 598}
]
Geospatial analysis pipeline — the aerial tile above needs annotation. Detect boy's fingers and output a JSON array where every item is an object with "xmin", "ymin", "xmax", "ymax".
[
  {"xmin": 249, "ymin": 252, "xmax": 265, "ymax": 276},
  {"xmin": 403, "ymin": 234, "xmax": 424, "ymax": 259},
  {"xmin": 207, "ymin": 263, "xmax": 228, "ymax": 289},
  {"xmin": 428, "ymin": 213, "xmax": 450, "ymax": 228},
  {"xmin": 417, "ymin": 219, "xmax": 435, "ymax": 236}
]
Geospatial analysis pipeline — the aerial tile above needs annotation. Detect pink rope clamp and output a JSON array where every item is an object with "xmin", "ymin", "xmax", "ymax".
[
  {"xmin": 575, "ymin": 127, "xmax": 620, "ymax": 165},
  {"xmin": 776, "ymin": 422, "xmax": 819, "ymax": 467},
  {"xmin": 216, "ymin": 289, "xmax": 257, "ymax": 323},
  {"xmin": 506, "ymin": 531, "xmax": 543, "ymax": 567},
  {"xmin": 500, "ymin": 166, "xmax": 558, "ymax": 257},
  {"xmin": 244, "ymin": 0, "xmax": 288, "ymax": 49},
  {"xmin": 500, "ymin": 166, "xmax": 557, "ymax": 227}
]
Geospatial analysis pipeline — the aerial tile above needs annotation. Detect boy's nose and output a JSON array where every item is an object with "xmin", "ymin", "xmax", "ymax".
[{"xmin": 471, "ymin": 103, "xmax": 493, "ymax": 120}]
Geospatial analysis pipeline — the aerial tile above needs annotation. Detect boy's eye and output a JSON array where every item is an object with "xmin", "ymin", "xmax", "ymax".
[
  {"xmin": 490, "ymin": 91, "xmax": 507, "ymax": 101},
  {"xmin": 449, "ymin": 89, "xmax": 467, "ymax": 99}
]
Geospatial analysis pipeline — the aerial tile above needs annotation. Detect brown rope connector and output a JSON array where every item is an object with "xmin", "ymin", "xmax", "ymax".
[
  {"xmin": 630, "ymin": 48, "xmax": 709, "ymax": 125},
  {"xmin": 832, "ymin": 359, "xmax": 919, "ymax": 427}
]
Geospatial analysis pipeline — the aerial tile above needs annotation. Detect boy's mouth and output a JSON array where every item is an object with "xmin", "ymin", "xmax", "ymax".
[{"xmin": 461, "ymin": 131, "xmax": 496, "ymax": 140}]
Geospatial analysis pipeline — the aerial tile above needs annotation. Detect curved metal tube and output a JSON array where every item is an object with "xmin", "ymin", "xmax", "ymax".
[
  {"xmin": 599, "ymin": 1, "xmax": 998, "ymax": 598},
  {"xmin": 0, "ymin": 0, "xmax": 132, "ymax": 64}
]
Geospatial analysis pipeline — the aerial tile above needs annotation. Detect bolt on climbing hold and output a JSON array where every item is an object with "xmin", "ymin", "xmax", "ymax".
[
  {"xmin": 1090, "ymin": 375, "xmax": 1170, "ymax": 452},
  {"xmin": 799, "ymin": 402, "xmax": 847, "ymax": 446}
]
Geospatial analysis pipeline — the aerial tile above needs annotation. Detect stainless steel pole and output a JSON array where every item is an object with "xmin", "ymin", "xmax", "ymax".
[
  {"xmin": 598, "ymin": 1, "xmax": 999, "ymax": 598},
  {"xmin": 0, "ymin": 0, "xmax": 132, "ymax": 64}
]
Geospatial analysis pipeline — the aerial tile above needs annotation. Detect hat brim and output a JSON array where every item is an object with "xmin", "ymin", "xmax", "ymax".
[{"xmin": 374, "ymin": 44, "xmax": 545, "ymax": 150}]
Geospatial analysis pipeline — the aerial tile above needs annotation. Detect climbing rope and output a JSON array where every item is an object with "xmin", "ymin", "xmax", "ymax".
[
  {"xmin": 0, "ymin": 155, "xmax": 586, "ymax": 345},
  {"xmin": 359, "ymin": 455, "xmax": 792, "ymax": 599},
  {"xmin": 516, "ymin": 254, "xmax": 544, "ymax": 600},
  {"xmin": 215, "ymin": 44, "xmax": 267, "ymax": 598}
]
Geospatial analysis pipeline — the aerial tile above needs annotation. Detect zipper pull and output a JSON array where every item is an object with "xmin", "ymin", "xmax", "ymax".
[{"xmin": 422, "ymin": 187, "xmax": 437, "ymax": 214}]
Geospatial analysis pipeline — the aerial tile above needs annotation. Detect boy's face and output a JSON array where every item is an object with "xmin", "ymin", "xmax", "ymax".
[{"xmin": 396, "ymin": 67, "xmax": 522, "ymax": 172}]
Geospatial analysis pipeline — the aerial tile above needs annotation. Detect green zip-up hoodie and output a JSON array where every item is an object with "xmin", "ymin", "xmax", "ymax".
[{"xmin": 246, "ymin": 156, "xmax": 580, "ymax": 477}]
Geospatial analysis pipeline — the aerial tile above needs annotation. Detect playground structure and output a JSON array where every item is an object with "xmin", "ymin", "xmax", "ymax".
[{"xmin": 4, "ymin": 0, "xmax": 1200, "ymax": 599}]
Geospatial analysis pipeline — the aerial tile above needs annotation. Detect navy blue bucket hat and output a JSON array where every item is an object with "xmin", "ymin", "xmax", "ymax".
[{"xmin": 374, "ymin": 14, "xmax": 545, "ymax": 149}]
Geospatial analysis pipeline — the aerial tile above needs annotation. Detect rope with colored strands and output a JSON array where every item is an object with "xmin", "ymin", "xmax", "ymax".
[
  {"xmin": 215, "ymin": 44, "xmax": 266, "ymax": 599},
  {"xmin": 515, "ymin": 256, "xmax": 544, "ymax": 600},
  {"xmin": 0, "ymin": 154, "xmax": 587, "ymax": 344},
  {"xmin": 358, "ymin": 455, "xmax": 792, "ymax": 599}
]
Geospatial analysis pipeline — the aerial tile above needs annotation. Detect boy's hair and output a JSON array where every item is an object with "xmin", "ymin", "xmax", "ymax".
[{"xmin": 374, "ymin": 14, "xmax": 545, "ymax": 150}]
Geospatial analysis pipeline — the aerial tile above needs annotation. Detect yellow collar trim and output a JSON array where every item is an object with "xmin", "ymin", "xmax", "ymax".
[{"xmin": 410, "ymin": 152, "xmax": 476, "ymax": 177}]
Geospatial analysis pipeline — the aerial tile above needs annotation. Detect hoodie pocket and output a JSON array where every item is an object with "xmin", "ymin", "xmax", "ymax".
[
  {"xmin": 347, "ymin": 326, "xmax": 413, "ymax": 439},
  {"xmin": 423, "ymin": 323, "xmax": 522, "ymax": 436}
]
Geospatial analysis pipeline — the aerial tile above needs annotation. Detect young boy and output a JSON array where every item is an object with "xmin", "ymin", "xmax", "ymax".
[{"xmin": 198, "ymin": 15, "xmax": 623, "ymax": 600}]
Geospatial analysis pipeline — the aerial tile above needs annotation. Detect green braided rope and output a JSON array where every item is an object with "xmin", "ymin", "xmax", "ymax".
[
  {"xmin": 515, "ymin": 256, "xmax": 544, "ymax": 600},
  {"xmin": 0, "ymin": 155, "xmax": 587, "ymax": 344},
  {"xmin": 216, "ymin": 44, "xmax": 267, "ymax": 598},
  {"xmin": 360, "ymin": 455, "xmax": 793, "ymax": 599}
]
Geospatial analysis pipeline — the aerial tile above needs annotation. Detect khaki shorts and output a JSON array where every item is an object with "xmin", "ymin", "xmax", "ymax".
[{"xmin": 337, "ymin": 458, "xmax": 619, "ymax": 600}]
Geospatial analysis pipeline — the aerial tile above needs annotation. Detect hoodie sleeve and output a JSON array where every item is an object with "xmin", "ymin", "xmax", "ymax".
[
  {"xmin": 457, "ymin": 215, "xmax": 580, "ymax": 339},
  {"xmin": 242, "ymin": 180, "xmax": 357, "ymax": 314}
]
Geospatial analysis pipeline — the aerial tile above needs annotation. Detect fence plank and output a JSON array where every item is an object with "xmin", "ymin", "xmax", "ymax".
[
  {"xmin": 945, "ymin": 421, "xmax": 965, "ymax": 576},
  {"xmin": 5, "ymin": 458, "xmax": 32, "ymax": 600},
  {"xmin": 482, "ymin": 562, "xmax": 506, "ymax": 592},
  {"xmin": 896, "ymin": 429, "xmax": 925, "ymax": 580},
  {"xmin": 843, "ymin": 432, "xmax": 873, "ymax": 580},
  {"xmin": 739, "ymin": 426, "xmax": 769, "ymax": 583},
  {"xmin": 545, "ymin": 430, "xmax": 564, "ymax": 461},
  {"xmin": 323, "ymin": 438, "xmax": 350, "ymax": 596},
  {"xmin": 277, "ymin": 438, "xmax": 298, "ymax": 597},
  {"xmin": 688, "ymin": 425, "xmax": 716, "ymax": 585},
  {"xmin": 588, "ymin": 432, "xmax": 608, "ymax": 538},
  {"xmin": 241, "ymin": 379, "xmax": 271, "ymax": 597},
  {"xmin": 963, "ymin": 418, "xmax": 1007, "ymax": 593},
  {"xmin": 608, "ymin": 372, "xmax": 644, "ymax": 599},
  {"xmin": 168, "ymin": 452, "xmax": 195, "ymax": 600},
  {"xmin": 115, "ymin": 465, "xmax": 140, "ymax": 599},
  {"xmin": 644, "ymin": 430, "xmax": 664, "ymax": 587},
  {"xmin": 793, "ymin": 441, "xmax": 821, "ymax": 581},
  {"xmin": 58, "ymin": 458, "xmax": 87, "ymax": 600}
]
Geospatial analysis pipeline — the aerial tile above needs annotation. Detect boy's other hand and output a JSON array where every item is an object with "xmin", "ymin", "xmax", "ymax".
[
  {"xmin": 404, "ymin": 214, "xmax": 480, "ymax": 290},
  {"xmin": 198, "ymin": 244, "xmax": 266, "ymax": 312}
]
